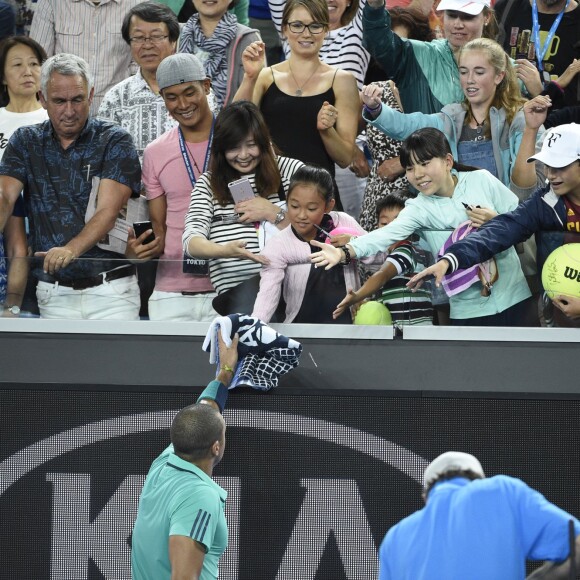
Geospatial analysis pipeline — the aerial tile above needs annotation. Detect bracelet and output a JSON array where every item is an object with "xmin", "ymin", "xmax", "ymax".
[
  {"xmin": 363, "ymin": 103, "xmax": 382, "ymax": 117},
  {"xmin": 339, "ymin": 245, "xmax": 351, "ymax": 266},
  {"xmin": 274, "ymin": 209, "xmax": 286, "ymax": 225},
  {"xmin": 220, "ymin": 364, "xmax": 235, "ymax": 374}
]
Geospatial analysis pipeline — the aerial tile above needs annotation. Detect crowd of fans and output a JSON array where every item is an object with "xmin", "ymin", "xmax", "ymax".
[{"xmin": 0, "ymin": 0, "xmax": 579, "ymax": 326}]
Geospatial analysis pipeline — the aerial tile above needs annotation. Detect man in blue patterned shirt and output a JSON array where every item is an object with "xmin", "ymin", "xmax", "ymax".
[{"xmin": 0, "ymin": 53, "xmax": 142, "ymax": 319}]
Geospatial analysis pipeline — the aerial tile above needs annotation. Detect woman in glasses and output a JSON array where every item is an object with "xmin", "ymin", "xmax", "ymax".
[
  {"xmin": 178, "ymin": 0, "xmax": 261, "ymax": 109},
  {"xmin": 234, "ymin": 0, "xmax": 360, "ymax": 210}
]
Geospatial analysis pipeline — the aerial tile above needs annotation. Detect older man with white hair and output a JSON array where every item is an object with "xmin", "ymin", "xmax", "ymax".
[{"xmin": 0, "ymin": 53, "xmax": 142, "ymax": 319}]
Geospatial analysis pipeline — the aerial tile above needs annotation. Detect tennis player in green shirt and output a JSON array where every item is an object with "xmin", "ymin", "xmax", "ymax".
[{"xmin": 132, "ymin": 333, "xmax": 238, "ymax": 580}]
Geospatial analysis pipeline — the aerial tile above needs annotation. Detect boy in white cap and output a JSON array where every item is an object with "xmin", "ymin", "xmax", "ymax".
[
  {"xmin": 378, "ymin": 451, "xmax": 580, "ymax": 579},
  {"xmin": 409, "ymin": 123, "xmax": 580, "ymax": 324}
]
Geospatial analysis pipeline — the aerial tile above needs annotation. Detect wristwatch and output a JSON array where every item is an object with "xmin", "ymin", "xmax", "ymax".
[
  {"xmin": 6, "ymin": 305, "xmax": 20, "ymax": 315},
  {"xmin": 274, "ymin": 209, "xmax": 286, "ymax": 226}
]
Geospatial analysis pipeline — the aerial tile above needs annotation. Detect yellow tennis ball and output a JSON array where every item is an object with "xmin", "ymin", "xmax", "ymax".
[
  {"xmin": 541, "ymin": 244, "xmax": 580, "ymax": 299},
  {"xmin": 354, "ymin": 301, "xmax": 393, "ymax": 325}
]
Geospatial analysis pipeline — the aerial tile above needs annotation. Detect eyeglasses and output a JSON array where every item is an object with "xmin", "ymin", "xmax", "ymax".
[
  {"xmin": 287, "ymin": 21, "xmax": 325, "ymax": 34},
  {"xmin": 129, "ymin": 34, "xmax": 169, "ymax": 46}
]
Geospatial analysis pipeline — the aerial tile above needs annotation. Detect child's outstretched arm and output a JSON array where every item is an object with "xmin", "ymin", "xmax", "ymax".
[{"xmin": 333, "ymin": 263, "xmax": 398, "ymax": 319}]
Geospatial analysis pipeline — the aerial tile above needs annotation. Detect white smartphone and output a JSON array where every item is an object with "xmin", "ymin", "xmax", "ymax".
[{"xmin": 228, "ymin": 177, "xmax": 255, "ymax": 203}]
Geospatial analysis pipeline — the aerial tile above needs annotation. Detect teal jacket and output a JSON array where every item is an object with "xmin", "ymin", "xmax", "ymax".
[
  {"xmin": 350, "ymin": 170, "xmax": 531, "ymax": 320},
  {"xmin": 362, "ymin": 3, "xmax": 462, "ymax": 114},
  {"xmin": 364, "ymin": 103, "xmax": 546, "ymax": 200}
]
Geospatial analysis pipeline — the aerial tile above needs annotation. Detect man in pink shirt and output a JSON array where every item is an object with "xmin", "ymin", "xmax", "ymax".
[{"xmin": 128, "ymin": 53, "xmax": 217, "ymax": 321}]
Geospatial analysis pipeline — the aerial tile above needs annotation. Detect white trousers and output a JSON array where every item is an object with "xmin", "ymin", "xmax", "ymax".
[
  {"xmin": 148, "ymin": 290, "xmax": 218, "ymax": 322},
  {"xmin": 36, "ymin": 276, "xmax": 141, "ymax": 320}
]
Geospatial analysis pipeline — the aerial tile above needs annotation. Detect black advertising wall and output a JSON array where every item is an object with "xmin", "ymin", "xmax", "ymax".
[{"xmin": 2, "ymin": 387, "xmax": 580, "ymax": 580}]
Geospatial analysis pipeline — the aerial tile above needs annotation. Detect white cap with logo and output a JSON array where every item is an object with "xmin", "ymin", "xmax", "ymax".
[
  {"xmin": 423, "ymin": 451, "xmax": 485, "ymax": 490},
  {"xmin": 527, "ymin": 123, "xmax": 580, "ymax": 168},
  {"xmin": 436, "ymin": 0, "xmax": 490, "ymax": 15}
]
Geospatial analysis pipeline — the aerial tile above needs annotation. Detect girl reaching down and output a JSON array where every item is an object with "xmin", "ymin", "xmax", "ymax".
[
  {"xmin": 310, "ymin": 128, "xmax": 536, "ymax": 326},
  {"xmin": 252, "ymin": 165, "xmax": 365, "ymax": 324}
]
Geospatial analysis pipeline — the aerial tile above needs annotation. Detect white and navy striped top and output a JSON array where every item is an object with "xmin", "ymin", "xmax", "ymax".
[
  {"xmin": 182, "ymin": 156, "xmax": 303, "ymax": 295},
  {"xmin": 268, "ymin": 0, "xmax": 370, "ymax": 89}
]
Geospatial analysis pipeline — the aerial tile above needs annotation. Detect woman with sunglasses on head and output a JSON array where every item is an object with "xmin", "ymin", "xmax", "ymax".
[{"xmin": 234, "ymin": 0, "xmax": 360, "ymax": 210}]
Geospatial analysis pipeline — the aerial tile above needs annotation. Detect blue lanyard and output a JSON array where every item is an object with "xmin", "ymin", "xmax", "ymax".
[
  {"xmin": 178, "ymin": 117, "xmax": 214, "ymax": 188},
  {"xmin": 531, "ymin": 0, "xmax": 570, "ymax": 72}
]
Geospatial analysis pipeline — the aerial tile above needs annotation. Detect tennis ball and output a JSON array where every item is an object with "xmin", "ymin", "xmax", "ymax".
[
  {"xmin": 354, "ymin": 301, "xmax": 392, "ymax": 325},
  {"xmin": 541, "ymin": 244, "xmax": 580, "ymax": 299}
]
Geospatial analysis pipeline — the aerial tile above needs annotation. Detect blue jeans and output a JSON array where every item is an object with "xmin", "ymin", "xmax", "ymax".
[{"xmin": 457, "ymin": 139, "xmax": 499, "ymax": 180}]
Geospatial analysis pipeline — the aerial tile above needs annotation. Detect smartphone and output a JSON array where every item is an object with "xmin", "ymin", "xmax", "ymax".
[
  {"xmin": 133, "ymin": 221, "xmax": 155, "ymax": 244},
  {"xmin": 228, "ymin": 177, "xmax": 255, "ymax": 203}
]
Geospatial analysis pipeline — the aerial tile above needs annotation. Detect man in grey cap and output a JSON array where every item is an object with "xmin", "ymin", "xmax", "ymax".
[
  {"xmin": 125, "ymin": 52, "xmax": 218, "ymax": 322},
  {"xmin": 377, "ymin": 451, "xmax": 580, "ymax": 580}
]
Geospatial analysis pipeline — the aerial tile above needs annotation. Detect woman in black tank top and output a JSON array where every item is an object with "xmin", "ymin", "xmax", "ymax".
[{"xmin": 232, "ymin": 0, "xmax": 360, "ymax": 208}]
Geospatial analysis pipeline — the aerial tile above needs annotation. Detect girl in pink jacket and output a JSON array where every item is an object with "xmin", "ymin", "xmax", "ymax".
[{"xmin": 252, "ymin": 165, "xmax": 365, "ymax": 323}]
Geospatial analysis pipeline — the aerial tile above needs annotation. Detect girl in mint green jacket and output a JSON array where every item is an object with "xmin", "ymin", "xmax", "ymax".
[{"xmin": 311, "ymin": 128, "xmax": 534, "ymax": 326}]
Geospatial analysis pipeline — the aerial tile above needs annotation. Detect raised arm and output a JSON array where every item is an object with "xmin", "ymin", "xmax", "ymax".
[
  {"xmin": 510, "ymin": 95, "xmax": 550, "ymax": 197},
  {"xmin": 361, "ymin": 83, "xmax": 443, "ymax": 141},
  {"xmin": 362, "ymin": 0, "xmax": 405, "ymax": 80},
  {"xmin": 233, "ymin": 42, "xmax": 268, "ymax": 104},
  {"xmin": 317, "ymin": 71, "xmax": 360, "ymax": 168}
]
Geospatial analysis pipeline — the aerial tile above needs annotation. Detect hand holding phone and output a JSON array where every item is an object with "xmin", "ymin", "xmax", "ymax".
[
  {"xmin": 228, "ymin": 177, "xmax": 255, "ymax": 203},
  {"xmin": 133, "ymin": 221, "xmax": 155, "ymax": 244}
]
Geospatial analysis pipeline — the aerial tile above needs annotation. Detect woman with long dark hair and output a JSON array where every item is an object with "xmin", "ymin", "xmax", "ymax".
[{"xmin": 182, "ymin": 100, "xmax": 303, "ymax": 296}]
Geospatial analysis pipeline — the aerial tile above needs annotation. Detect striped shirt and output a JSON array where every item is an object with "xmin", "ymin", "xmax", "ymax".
[
  {"xmin": 30, "ymin": 0, "xmax": 141, "ymax": 114},
  {"xmin": 376, "ymin": 240, "xmax": 434, "ymax": 326},
  {"xmin": 268, "ymin": 0, "xmax": 370, "ymax": 89},
  {"xmin": 182, "ymin": 156, "xmax": 303, "ymax": 294}
]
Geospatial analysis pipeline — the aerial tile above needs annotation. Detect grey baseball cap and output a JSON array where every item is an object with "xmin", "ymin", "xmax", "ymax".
[
  {"xmin": 423, "ymin": 451, "xmax": 485, "ymax": 490},
  {"xmin": 156, "ymin": 53, "xmax": 207, "ymax": 92}
]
